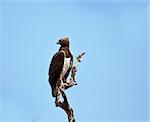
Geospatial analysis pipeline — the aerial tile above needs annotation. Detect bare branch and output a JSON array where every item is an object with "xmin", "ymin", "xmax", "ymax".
[
  {"xmin": 55, "ymin": 52, "xmax": 85, "ymax": 122},
  {"xmin": 56, "ymin": 90, "xmax": 75, "ymax": 122}
]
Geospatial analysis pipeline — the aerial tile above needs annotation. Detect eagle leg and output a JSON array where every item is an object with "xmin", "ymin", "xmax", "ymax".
[
  {"xmin": 59, "ymin": 75, "xmax": 71, "ymax": 91},
  {"xmin": 64, "ymin": 63, "xmax": 79, "ymax": 90}
]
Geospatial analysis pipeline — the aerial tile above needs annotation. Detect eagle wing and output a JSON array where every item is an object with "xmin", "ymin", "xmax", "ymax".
[{"xmin": 48, "ymin": 50, "xmax": 65, "ymax": 97}]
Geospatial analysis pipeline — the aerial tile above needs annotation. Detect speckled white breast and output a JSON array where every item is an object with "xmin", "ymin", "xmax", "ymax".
[{"xmin": 62, "ymin": 57, "xmax": 71, "ymax": 76}]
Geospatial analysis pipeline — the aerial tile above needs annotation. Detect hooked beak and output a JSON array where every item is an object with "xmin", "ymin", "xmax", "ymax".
[{"xmin": 57, "ymin": 39, "xmax": 61, "ymax": 44}]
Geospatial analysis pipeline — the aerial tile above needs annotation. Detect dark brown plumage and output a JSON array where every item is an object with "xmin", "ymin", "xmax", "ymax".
[{"xmin": 48, "ymin": 37, "xmax": 73, "ymax": 97}]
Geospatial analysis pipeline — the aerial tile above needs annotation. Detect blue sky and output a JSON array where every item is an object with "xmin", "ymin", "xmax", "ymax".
[{"xmin": 0, "ymin": 0, "xmax": 150, "ymax": 122}]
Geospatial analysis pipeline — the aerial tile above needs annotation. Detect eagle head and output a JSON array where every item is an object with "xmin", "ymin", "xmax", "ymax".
[{"xmin": 57, "ymin": 37, "xmax": 69, "ymax": 47}]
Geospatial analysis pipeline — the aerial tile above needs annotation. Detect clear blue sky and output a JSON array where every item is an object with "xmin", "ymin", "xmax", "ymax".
[{"xmin": 0, "ymin": 0, "xmax": 149, "ymax": 122}]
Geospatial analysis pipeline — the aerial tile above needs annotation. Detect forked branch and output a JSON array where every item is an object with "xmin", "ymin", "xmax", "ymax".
[{"xmin": 55, "ymin": 52, "xmax": 85, "ymax": 122}]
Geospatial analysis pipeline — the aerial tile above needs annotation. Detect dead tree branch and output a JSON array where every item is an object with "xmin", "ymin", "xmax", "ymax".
[{"xmin": 55, "ymin": 52, "xmax": 85, "ymax": 122}]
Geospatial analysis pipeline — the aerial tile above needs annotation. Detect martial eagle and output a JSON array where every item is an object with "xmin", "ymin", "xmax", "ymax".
[{"xmin": 48, "ymin": 37, "xmax": 73, "ymax": 97}]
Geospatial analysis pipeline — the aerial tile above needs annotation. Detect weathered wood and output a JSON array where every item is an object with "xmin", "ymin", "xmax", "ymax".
[{"xmin": 55, "ymin": 52, "xmax": 85, "ymax": 122}]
